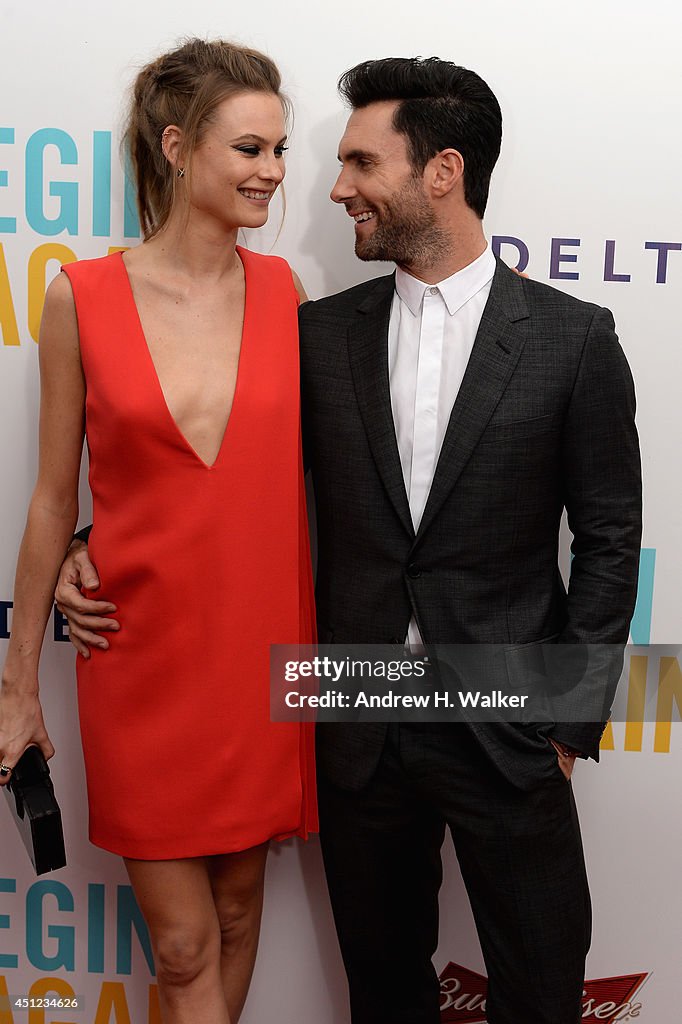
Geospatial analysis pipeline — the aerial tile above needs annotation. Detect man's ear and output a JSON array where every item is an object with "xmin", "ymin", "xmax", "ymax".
[{"xmin": 426, "ymin": 148, "xmax": 465, "ymax": 198}]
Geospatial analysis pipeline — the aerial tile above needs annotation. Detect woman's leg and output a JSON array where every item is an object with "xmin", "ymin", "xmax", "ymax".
[
  {"xmin": 207, "ymin": 843, "xmax": 269, "ymax": 1022},
  {"xmin": 124, "ymin": 856, "xmax": 229, "ymax": 1024}
]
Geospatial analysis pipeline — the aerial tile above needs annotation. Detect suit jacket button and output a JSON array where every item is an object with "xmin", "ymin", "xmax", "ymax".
[{"xmin": 406, "ymin": 563, "xmax": 422, "ymax": 579}]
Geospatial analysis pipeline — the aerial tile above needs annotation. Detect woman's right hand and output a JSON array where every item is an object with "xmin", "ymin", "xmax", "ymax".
[
  {"xmin": 54, "ymin": 540, "xmax": 119, "ymax": 658},
  {"xmin": 0, "ymin": 683, "xmax": 54, "ymax": 785}
]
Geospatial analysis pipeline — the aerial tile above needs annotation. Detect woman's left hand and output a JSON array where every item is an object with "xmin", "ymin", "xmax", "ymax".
[{"xmin": 0, "ymin": 684, "xmax": 54, "ymax": 785}]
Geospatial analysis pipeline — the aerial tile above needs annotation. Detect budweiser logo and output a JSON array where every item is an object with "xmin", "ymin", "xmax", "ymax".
[
  {"xmin": 440, "ymin": 964, "xmax": 487, "ymax": 1022},
  {"xmin": 439, "ymin": 963, "xmax": 648, "ymax": 1023}
]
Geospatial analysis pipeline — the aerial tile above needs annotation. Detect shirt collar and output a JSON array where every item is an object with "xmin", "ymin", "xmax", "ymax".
[{"xmin": 394, "ymin": 245, "xmax": 496, "ymax": 317}]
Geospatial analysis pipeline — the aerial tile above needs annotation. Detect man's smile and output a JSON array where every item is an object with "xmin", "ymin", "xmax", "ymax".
[{"xmin": 345, "ymin": 207, "xmax": 377, "ymax": 225}]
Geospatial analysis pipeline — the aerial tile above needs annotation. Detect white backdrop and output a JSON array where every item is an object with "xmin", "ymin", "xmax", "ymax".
[{"xmin": 1, "ymin": 1, "xmax": 680, "ymax": 1021}]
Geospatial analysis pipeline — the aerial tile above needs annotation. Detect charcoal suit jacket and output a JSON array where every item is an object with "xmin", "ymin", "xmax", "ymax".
[{"xmin": 299, "ymin": 257, "xmax": 642, "ymax": 791}]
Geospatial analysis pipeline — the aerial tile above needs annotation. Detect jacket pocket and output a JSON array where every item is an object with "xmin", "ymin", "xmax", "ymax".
[
  {"xmin": 503, "ymin": 633, "xmax": 560, "ymax": 689},
  {"xmin": 478, "ymin": 413, "xmax": 558, "ymax": 445}
]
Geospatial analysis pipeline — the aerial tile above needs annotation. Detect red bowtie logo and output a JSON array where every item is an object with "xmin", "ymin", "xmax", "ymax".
[{"xmin": 439, "ymin": 963, "xmax": 648, "ymax": 1023}]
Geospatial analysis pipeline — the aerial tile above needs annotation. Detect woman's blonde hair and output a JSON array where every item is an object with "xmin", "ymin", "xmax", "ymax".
[{"xmin": 125, "ymin": 38, "xmax": 288, "ymax": 239}]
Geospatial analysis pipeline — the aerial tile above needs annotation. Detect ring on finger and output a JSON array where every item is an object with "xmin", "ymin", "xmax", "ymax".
[{"xmin": 0, "ymin": 763, "xmax": 13, "ymax": 777}]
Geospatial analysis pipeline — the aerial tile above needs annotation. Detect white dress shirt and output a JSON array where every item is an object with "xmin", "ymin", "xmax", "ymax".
[{"xmin": 388, "ymin": 245, "xmax": 496, "ymax": 647}]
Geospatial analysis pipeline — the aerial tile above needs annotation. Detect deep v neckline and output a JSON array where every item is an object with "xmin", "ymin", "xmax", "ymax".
[{"xmin": 116, "ymin": 247, "xmax": 248, "ymax": 471}]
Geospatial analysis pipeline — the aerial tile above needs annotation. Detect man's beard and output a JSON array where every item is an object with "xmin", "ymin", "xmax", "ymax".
[{"xmin": 354, "ymin": 176, "xmax": 449, "ymax": 268}]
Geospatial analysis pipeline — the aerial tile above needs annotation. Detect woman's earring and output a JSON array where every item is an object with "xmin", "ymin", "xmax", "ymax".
[{"xmin": 177, "ymin": 167, "xmax": 185, "ymax": 178}]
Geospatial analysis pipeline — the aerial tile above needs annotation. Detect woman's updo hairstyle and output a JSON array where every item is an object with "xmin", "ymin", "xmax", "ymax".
[{"xmin": 125, "ymin": 38, "xmax": 287, "ymax": 239}]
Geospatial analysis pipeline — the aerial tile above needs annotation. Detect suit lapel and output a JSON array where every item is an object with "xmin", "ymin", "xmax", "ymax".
[
  {"xmin": 346, "ymin": 274, "xmax": 415, "ymax": 539},
  {"xmin": 414, "ymin": 260, "xmax": 531, "ymax": 545}
]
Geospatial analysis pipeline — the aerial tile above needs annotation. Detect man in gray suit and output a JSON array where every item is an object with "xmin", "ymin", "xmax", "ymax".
[
  {"xmin": 59, "ymin": 58, "xmax": 641, "ymax": 1024},
  {"xmin": 299, "ymin": 58, "xmax": 640, "ymax": 1024}
]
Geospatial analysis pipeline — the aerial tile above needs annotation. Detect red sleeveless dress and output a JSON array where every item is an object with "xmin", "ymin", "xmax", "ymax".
[{"xmin": 62, "ymin": 248, "xmax": 317, "ymax": 858}]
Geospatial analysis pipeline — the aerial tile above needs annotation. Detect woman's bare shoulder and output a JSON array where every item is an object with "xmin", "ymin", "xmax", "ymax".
[{"xmin": 40, "ymin": 271, "xmax": 80, "ymax": 359}]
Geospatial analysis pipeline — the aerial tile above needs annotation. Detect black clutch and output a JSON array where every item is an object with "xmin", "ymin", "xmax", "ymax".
[{"xmin": 3, "ymin": 746, "xmax": 66, "ymax": 874}]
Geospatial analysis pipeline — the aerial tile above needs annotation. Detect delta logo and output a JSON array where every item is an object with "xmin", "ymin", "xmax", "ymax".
[{"xmin": 439, "ymin": 963, "xmax": 648, "ymax": 1022}]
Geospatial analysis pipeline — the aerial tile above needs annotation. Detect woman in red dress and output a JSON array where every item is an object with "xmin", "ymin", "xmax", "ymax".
[{"xmin": 0, "ymin": 39, "xmax": 316, "ymax": 1023}]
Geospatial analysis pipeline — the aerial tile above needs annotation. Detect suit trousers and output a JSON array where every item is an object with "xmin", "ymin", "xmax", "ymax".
[{"xmin": 318, "ymin": 723, "xmax": 591, "ymax": 1024}]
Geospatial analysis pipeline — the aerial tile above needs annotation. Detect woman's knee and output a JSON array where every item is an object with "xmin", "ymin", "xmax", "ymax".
[
  {"xmin": 154, "ymin": 927, "xmax": 219, "ymax": 987},
  {"xmin": 216, "ymin": 887, "xmax": 264, "ymax": 950}
]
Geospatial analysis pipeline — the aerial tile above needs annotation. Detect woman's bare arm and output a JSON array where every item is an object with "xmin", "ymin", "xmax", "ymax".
[{"xmin": 0, "ymin": 271, "xmax": 85, "ymax": 777}]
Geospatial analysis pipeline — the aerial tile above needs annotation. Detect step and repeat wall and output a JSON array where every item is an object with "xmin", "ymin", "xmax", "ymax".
[{"xmin": 1, "ymin": 1, "xmax": 680, "ymax": 1021}]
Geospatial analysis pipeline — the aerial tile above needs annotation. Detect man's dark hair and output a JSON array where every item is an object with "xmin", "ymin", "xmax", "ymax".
[{"xmin": 338, "ymin": 57, "xmax": 502, "ymax": 219}]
